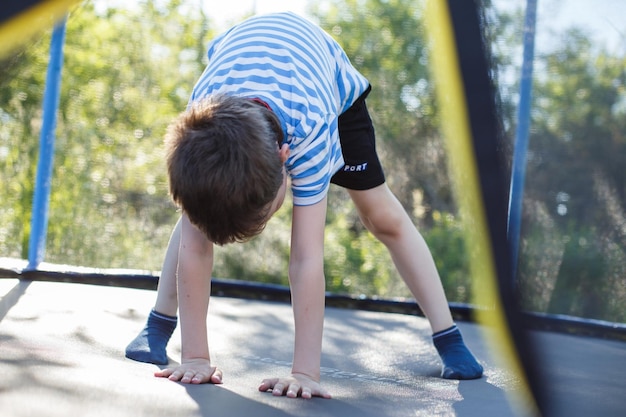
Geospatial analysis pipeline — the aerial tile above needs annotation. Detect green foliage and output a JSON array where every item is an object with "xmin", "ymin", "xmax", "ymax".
[
  {"xmin": 324, "ymin": 206, "xmax": 471, "ymax": 302},
  {"xmin": 0, "ymin": 0, "xmax": 214, "ymax": 269},
  {"xmin": 1, "ymin": 0, "xmax": 624, "ymax": 323},
  {"xmin": 313, "ymin": 0, "xmax": 453, "ymax": 223},
  {"xmin": 424, "ymin": 211, "xmax": 471, "ymax": 303},
  {"xmin": 517, "ymin": 27, "xmax": 626, "ymax": 321},
  {"xmin": 0, "ymin": 38, "xmax": 49, "ymax": 258},
  {"xmin": 323, "ymin": 201, "xmax": 403, "ymax": 297}
]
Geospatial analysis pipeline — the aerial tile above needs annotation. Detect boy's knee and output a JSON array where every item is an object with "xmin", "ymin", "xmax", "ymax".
[{"xmin": 360, "ymin": 207, "xmax": 405, "ymax": 239}]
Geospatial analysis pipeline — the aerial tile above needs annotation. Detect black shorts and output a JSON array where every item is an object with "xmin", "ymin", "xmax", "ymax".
[{"xmin": 331, "ymin": 85, "xmax": 386, "ymax": 190}]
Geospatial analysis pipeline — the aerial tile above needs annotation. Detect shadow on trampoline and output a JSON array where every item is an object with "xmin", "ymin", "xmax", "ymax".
[
  {"xmin": 455, "ymin": 377, "xmax": 516, "ymax": 416},
  {"xmin": 1, "ymin": 275, "xmax": 625, "ymax": 417},
  {"xmin": 185, "ymin": 384, "xmax": 295, "ymax": 417}
]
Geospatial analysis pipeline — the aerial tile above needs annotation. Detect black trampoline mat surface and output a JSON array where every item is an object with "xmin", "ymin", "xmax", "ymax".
[{"xmin": 1, "ymin": 279, "xmax": 624, "ymax": 417}]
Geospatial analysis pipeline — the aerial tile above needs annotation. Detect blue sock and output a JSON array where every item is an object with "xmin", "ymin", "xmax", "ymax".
[
  {"xmin": 125, "ymin": 309, "xmax": 177, "ymax": 365},
  {"xmin": 433, "ymin": 325, "xmax": 483, "ymax": 380}
]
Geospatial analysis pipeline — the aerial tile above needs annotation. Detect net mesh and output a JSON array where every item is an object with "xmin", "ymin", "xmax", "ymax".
[{"xmin": 0, "ymin": 0, "xmax": 624, "ymax": 323}]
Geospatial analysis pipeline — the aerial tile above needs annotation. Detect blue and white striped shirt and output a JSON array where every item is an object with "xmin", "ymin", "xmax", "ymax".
[{"xmin": 189, "ymin": 12, "xmax": 370, "ymax": 206}]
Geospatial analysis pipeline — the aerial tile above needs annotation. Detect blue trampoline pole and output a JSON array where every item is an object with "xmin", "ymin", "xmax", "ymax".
[
  {"xmin": 27, "ymin": 17, "xmax": 68, "ymax": 270},
  {"xmin": 508, "ymin": 0, "xmax": 538, "ymax": 282}
]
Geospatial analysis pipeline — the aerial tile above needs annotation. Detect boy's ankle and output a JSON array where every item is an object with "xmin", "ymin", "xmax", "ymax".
[
  {"xmin": 432, "ymin": 325, "xmax": 483, "ymax": 380},
  {"xmin": 150, "ymin": 309, "xmax": 178, "ymax": 323},
  {"xmin": 125, "ymin": 309, "xmax": 177, "ymax": 365}
]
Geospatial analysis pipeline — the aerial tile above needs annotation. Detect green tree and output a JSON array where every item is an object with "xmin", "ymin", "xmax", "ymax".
[
  {"xmin": 5, "ymin": 1, "xmax": 623, "ymax": 321},
  {"xmin": 309, "ymin": 0, "xmax": 478, "ymax": 299},
  {"xmin": 0, "ymin": 38, "xmax": 51, "ymax": 258},
  {"xmin": 519, "ymin": 29, "xmax": 626, "ymax": 321},
  {"xmin": 0, "ymin": 0, "xmax": 214, "ymax": 269},
  {"xmin": 313, "ymin": 0, "xmax": 451, "ymax": 225}
]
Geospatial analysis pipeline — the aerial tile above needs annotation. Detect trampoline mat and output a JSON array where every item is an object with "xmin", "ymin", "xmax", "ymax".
[{"xmin": 1, "ymin": 279, "xmax": 624, "ymax": 417}]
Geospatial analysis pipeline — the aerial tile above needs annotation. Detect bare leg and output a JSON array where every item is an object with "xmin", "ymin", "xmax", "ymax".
[
  {"xmin": 348, "ymin": 185, "xmax": 453, "ymax": 332},
  {"xmin": 153, "ymin": 217, "xmax": 182, "ymax": 316},
  {"xmin": 125, "ymin": 217, "xmax": 181, "ymax": 364},
  {"xmin": 348, "ymin": 184, "xmax": 483, "ymax": 379}
]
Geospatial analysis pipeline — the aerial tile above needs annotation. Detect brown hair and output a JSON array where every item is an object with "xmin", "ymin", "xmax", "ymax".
[{"xmin": 165, "ymin": 95, "xmax": 285, "ymax": 245}]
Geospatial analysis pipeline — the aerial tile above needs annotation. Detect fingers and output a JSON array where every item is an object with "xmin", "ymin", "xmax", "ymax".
[
  {"xmin": 258, "ymin": 377, "xmax": 331, "ymax": 399},
  {"xmin": 154, "ymin": 366, "xmax": 222, "ymax": 385},
  {"xmin": 272, "ymin": 383, "xmax": 285, "ymax": 396},
  {"xmin": 259, "ymin": 378, "xmax": 292, "ymax": 397},
  {"xmin": 210, "ymin": 368, "xmax": 223, "ymax": 384},
  {"xmin": 317, "ymin": 387, "xmax": 332, "ymax": 399},
  {"xmin": 182, "ymin": 370, "xmax": 205, "ymax": 384},
  {"xmin": 154, "ymin": 368, "xmax": 173, "ymax": 378},
  {"xmin": 259, "ymin": 378, "xmax": 288, "ymax": 396},
  {"xmin": 158, "ymin": 369, "xmax": 328, "ymax": 398},
  {"xmin": 258, "ymin": 378, "xmax": 278, "ymax": 392},
  {"xmin": 286, "ymin": 382, "xmax": 301, "ymax": 398}
]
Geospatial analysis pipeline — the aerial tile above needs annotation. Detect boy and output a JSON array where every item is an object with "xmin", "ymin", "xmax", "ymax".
[{"xmin": 126, "ymin": 11, "xmax": 483, "ymax": 399}]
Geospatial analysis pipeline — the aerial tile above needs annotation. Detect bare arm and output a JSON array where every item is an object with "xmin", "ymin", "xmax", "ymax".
[
  {"xmin": 259, "ymin": 196, "xmax": 331, "ymax": 399},
  {"xmin": 289, "ymin": 197, "xmax": 328, "ymax": 380},
  {"xmin": 178, "ymin": 213, "xmax": 212, "ymax": 361},
  {"xmin": 155, "ymin": 213, "xmax": 222, "ymax": 384}
]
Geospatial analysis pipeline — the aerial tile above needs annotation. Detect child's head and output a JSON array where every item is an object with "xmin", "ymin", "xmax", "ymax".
[{"xmin": 165, "ymin": 95, "xmax": 286, "ymax": 245}]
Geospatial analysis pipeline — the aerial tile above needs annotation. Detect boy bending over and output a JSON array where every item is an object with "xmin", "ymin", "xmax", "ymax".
[{"xmin": 126, "ymin": 12, "xmax": 482, "ymax": 399}]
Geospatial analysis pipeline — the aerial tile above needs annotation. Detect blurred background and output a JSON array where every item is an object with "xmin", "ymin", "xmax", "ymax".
[{"xmin": 1, "ymin": 0, "xmax": 624, "ymax": 324}]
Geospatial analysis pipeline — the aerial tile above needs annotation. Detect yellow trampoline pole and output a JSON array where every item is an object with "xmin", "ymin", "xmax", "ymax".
[
  {"xmin": 424, "ymin": 1, "xmax": 541, "ymax": 416},
  {"xmin": 0, "ymin": 0, "xmax": 80, "ymax": 59}
]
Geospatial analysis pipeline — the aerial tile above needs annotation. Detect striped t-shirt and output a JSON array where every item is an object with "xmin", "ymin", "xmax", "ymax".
[{"xmin": 189, "ymin": 12, "xmax": 370, "ymax": 206}]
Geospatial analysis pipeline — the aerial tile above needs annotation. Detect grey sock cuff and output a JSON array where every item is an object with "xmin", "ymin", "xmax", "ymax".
[
  {"xmin": 432, "ymin": 324, "xmax": 458, "ymax": 339},
  {"xmin": 151, "ymin": 309, "xmax": 177, "ymax": 323}
]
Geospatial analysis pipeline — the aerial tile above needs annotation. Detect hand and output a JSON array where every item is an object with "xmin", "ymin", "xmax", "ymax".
[
  {"xmin": 154, "ymin": 358, "xmax": 223, "ymax": 384},
  {"xmin": 258, "ymin": 373, "xmax": 331, "ymax": 399}
]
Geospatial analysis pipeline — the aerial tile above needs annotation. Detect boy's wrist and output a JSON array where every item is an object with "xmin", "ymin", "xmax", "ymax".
[
  {"xmin": 291, "ymin": 368, "xmax": 320, "ymax": 382},
  {"xmin": 181, "ymin": 342, "xmax": 210, "ymax": 362},
  {"xmin": 181, "ymin": 355, "xmax": 211, "ymax": 362}
]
